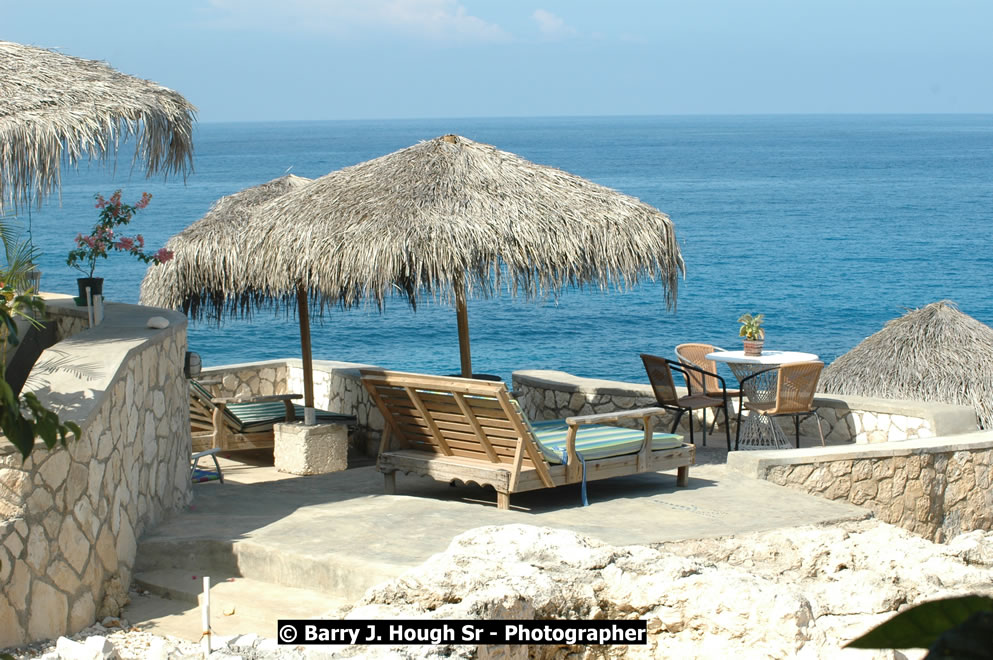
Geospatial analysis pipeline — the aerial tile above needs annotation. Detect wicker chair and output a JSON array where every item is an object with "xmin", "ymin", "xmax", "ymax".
[
  {"xmin": 641, "ymin": 353, "xmax": 733, "ymax": 450},
  {"xmin": 736, "ymin": 361, "xmax": 825, "ymax": 449},
  {"xmin": 674, "ymin": 343, "xmax": 742, "ymax": 400}
]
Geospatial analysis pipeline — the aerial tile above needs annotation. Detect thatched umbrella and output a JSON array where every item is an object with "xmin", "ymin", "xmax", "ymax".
[
  {"xmin": 142, "ymin": 174, "xmax": 311, "ymax": 311},
  {"xmin": 142, "ymin": 134, "xmax": 684, "ymax": 407},
  {"xmin": 0, "ymin": 40, "xmax": 196, "ymax": 210},
  {"xmin": 140, "ymin": 174, "xmax": 316, "ymax": 400},
  {"xmin": 820, "ymin": 301, "xmax": 993, "ymax": 428}
]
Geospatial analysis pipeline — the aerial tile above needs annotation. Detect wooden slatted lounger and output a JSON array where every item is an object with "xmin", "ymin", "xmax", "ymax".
[
  {"xmin": 361, "ymin": 369, "xmax": 695, "ymax": 510},
  {"xmin": 189, "ymin": 380, "xmax": 357, "ymax": 452}
]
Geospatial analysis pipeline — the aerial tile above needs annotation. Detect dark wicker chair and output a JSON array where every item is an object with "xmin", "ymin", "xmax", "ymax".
[{"xmin": 641, "ymin": 353, "xmax": 733, "ymax": 450}]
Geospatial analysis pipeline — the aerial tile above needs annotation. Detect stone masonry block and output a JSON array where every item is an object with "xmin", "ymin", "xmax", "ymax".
[{"xmin": 274, "ymin": 422, "xmax": 349, "ymax": 476}]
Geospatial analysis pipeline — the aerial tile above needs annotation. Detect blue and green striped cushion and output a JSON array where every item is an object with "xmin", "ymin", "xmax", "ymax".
[
  {"xmin": 191, "ymin": 381, "xmax": 355, "ymax": 433},
  {"xmin": 530, "ymin": 419, "xmax": 683, "ymax": 464}
]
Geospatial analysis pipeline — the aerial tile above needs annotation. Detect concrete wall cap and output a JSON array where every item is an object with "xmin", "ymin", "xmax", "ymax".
[{"xmin": 727, "ymin": 430, "xmax": 993, "ymax": 479}]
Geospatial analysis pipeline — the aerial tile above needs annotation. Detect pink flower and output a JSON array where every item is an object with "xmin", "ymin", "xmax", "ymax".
[
  {"xmin": 154, "ymin": 248, "xmax": 174, "ymax": 263},
  {"xmin": 115, "ymin": 237, "xmax": 135, "ymax": 251},
  {"xmin": 95, "ymin": 196, "xmax": 107, "ymax": 209},
  {"xmin": 135, "ymin": 192, "xmax": 152, "ymax": 210},
  {"xmin": 136, "ymin": 235, "xmax": 145, "ymax": 248}
]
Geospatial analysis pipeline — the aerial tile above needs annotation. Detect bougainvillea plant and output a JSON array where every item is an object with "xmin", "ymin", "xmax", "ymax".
[{"xmin": 66, "ymin": 190, "xmax": 173, "ymax": 278}]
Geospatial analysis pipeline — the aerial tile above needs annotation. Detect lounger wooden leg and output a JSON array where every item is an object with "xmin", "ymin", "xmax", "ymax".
[
  {"xmin": 676, "ymin": 465, "xmax": 689, "ymax": 487},
  {"xmin": 497, "ymin": 491, "xmax": 510, "ymax": 510},
  {"xmin": 383, "ymin": 471, "xmax": 396, "ymax": 494}
]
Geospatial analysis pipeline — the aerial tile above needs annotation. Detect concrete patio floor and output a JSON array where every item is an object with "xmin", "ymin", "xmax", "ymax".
[{"xmin": 126, "ymin": 442, "xmax": 870, "ymax": 641}]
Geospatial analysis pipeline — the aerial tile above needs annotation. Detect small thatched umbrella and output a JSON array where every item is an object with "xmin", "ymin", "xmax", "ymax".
[
  {"xmin": 821, "ymin": 301, "xmax": 993, "ymax": 428},
  {"xmin": 142, "ymin": 134, "xmax": 684, "ymax": 409},
  {"xmin": 142, "ymin": 174, "xmax": 312, "ymax": 311},
  {"xmin": 0, "ymin": 40, "xmax": 196, "ymax": 210},
  {"xmin": 140, "ymin": 174, "xmax": 315, "ymax": 399}
]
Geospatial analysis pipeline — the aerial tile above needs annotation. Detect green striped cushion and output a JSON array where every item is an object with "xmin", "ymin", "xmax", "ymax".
[
  {"xmin": 191, "ymin": 380, "xmax": 356, "ymax": 433},
  {"xmin": 530, "ymin": 419, "xmax": 683, "ymax": 464},
  {"xmin": 225, "ymin": 401, "xmax": 355, "ymax": 432}
]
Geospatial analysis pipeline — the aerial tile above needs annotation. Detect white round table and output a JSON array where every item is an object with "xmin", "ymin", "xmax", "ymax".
[{"xmin": 706, "ymin": 350, "xmax": 819, "ymax": 450}]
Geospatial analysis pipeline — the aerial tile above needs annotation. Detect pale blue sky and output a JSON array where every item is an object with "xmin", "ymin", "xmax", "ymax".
[{"xmin": 3, "ymin": 0, "xmax": 991, "ymax": 121}]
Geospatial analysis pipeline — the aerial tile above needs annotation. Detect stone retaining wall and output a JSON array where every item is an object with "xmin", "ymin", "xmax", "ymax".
[
  {"xmin": 0, "ymin": 300, "xmax": 191, "ymax": 646},
  {"xmin": 512, "ymin": 370, "xmax": 977, "ymax": 445},
  {"xmin": 198, "ymin": 360, "xmax": 289, "ymax": 398},
  {"xmin": 728, "ymin": 433, "xmax": 993, "ymax": 542}
]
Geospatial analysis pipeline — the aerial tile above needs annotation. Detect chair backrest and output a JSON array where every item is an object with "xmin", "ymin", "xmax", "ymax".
[
  {"xmin": 360, "ymin": 369, "xmax": 546, "ymax": 469},
  {"xmin": 188, "ymin": 380, "xmax": 241, "ymax": 432},
  {"xmin": 774, "ymin": 361, "xmax": 824, "ymax": 414},
  {"xmin": 675, "ymin": 343, "xmax": 725, "ymax": 394},
  {"xmin": 640, "ymin": 353, "xmax": 680, "ymax": 406}
]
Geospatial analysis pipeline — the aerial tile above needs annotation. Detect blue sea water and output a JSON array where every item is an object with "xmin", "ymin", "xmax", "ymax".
[{"xmin": 13, "ymin": 115, "xmax": 993, "ymax": 384}]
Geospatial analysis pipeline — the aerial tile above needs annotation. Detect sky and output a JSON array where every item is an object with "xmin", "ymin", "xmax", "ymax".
[{"xmin": 3, "ymin": 0, "xmax": 992, "ymax": 122}]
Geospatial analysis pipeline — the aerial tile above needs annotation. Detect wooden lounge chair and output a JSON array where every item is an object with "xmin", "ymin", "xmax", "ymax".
[
  {"xmin": 189, "ymin": 380, "xmax": 356, "ymax": 452},
  {"xmin": 361, "ymin": 369, "xmax": 695, "ymax": 510}
]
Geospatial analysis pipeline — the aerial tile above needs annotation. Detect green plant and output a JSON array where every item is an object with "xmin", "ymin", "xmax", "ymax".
[
  {"xmin": 738, "ymin": 313, "xmax": 765, "ymax": 341},
  {"xmin": 66, "ymin": 190, "xmax": 172, "ymax": 278},
  {"xmin": 846, "ymin": 594, "xmax": 993, "ymax": 658},
  {"xmin": 1, "ymin": 219, "xmax": 81, "ymax": 458}
]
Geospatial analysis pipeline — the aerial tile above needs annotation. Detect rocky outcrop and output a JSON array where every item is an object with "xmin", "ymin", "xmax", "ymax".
[{"xmin": 337, "ymin": 522, "xmax": 993, "ymax": 659}]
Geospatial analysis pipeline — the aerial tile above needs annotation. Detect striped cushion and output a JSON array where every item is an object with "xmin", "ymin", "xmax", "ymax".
[
  {"xmin": 191, "ymin": 381, "xmax": 355, "ymax": 433},
  {"xmin": 226, "ymin": 401, "xmax": 356, "ymax": 432},
  {"xmin": 530, "ymin": 419, "xmax": 683, "ymax": 464}
]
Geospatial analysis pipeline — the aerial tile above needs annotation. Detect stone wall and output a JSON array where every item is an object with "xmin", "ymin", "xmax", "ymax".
[
  {"xmin": 0, "ymin": 301, "xmax": 192, "ymax": 647},
  {"xmin": 512, "ymin": 370, "xmax": 977, "ymax": 445},
  {"xmin": 285, "ymin": 360, "xmax": 384, "ymax": 454},
  {"xmin": 198, "ymin": 360, "xmax": 288, "ymax": 398},
  {"xmin": 728, "ymin": 433, "xmax": 993, "ymax": 542}
]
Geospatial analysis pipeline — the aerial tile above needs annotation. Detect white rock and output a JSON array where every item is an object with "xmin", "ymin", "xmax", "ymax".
[
  {"xmin": 145, "ymin": 316, "xmax": 170, "ymax": 329},
  {"xmin": 227, "ymin": 632, "xmax": 259, "ymax": 648},
  {"xmin": 54, "ymin": 635, "xmax": 113, "ymax": 660},
  {"xmin": 84, "ymin": 635, "xmax": 118, "ymax": 659},
  {"xmin": 349, "ymin": 522, "xmax": 993, "ymax": 658}
]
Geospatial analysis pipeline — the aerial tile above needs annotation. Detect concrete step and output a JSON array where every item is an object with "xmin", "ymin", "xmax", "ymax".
[
  {"xmin": 134, "ymin": 537, "xmax": 404, "ymax": 602},
  {"xmin": 128, "ymin": 570, "xmax": 351, "ymax": 642}
]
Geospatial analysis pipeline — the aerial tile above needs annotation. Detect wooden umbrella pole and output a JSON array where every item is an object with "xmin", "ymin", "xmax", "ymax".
[
  {"xmin": 455, "ymin": 285, "xmax": 472, "ymax": 378},
  {"xmin": 296, "ymin": 283, "xmax": 315, "ymax": 414}
]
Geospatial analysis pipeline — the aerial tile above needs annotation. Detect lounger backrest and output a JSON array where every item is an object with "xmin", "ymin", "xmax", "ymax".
[
  {"xmin": 189, "ymin": 380, "xmax": 243, "ymax": 431},
  {"xmin": 361, "ymin": 369, "xmax": 545, "ymax": 468}
]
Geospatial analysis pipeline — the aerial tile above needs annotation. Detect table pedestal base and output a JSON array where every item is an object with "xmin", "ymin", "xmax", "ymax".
[{"xmin": 737, "ymin": 412, "xmax": 792, "ymax": 450}]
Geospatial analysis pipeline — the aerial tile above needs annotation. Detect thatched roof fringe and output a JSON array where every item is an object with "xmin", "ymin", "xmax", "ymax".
[
  {"xmin": 821, "ymin": 301, "xmax": 993, "ymax": 429},
  {"xmin": 0, "ymin": 41, "xmax": 196, "ymax": 210},
  {"xmin": 140, "ymin": 135, "xmax": 683, "ymax": 321}
]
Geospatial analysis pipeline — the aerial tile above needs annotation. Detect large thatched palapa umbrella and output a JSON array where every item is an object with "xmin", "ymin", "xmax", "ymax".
[
  {"xmin": 142, "ymin": 134, "xmax": 684, "ymax": 411},
  {"xmin": 0, "ymin": 40, "xmax": 196, "ymax": 210},
  {"xmin": 820, "ymin": 301, "xmax": 993, "ymax": 428}
]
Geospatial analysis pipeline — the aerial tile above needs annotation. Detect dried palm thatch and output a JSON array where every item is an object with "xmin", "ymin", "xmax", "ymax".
[
  {"xmin": 146, "ymin": 134, "xmax": 683, "ymax": 314},
  {"xmin": 821, "ymin": 301, "xmax": 993, "ymax": 428},
  {"xmin": 0, "ymin": 40, "xmax": 196, "ymax": 210},
  {"xmin": 142, "ymin": 174, "xmax": 311, "ymax": 312},
  {"xmin": 141, "ymin": 134, "xmax": 684, "ymax": 379}
]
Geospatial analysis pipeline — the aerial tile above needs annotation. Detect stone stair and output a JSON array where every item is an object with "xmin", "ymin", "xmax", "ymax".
[
  {"xmin": 126, "ymin": 567, "xmax": 352, "ymax": 643},
  {"xmin": 124, "ymin": 532, "xmax": 395, "ymax": 643}
]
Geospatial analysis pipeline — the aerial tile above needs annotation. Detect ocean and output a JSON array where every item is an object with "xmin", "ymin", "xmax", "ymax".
[{"xmin": 13, "ymin": 115, "xmax": 993, "ymax": 384}]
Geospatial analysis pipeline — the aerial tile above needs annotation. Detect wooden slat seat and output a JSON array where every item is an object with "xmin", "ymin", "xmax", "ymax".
[
  {"xmin": 361, "ymin": 369, "xmax": 695, "ymax": 510},
  {"xmin": 189, "ymin": 380, "xmax": 357, "ymax": 452}
]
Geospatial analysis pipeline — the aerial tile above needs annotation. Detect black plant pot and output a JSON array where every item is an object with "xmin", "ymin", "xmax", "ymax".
[{"xmin": 76, "ymin": 277, "xmax": 104, "ymax": 305}]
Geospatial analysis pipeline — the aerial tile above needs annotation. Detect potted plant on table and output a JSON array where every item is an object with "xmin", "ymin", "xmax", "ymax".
[
  {"xmin": 66, "ymin": 190, "xmax": 173, "ymax": 305},
  {"xmin": 738, "ymin": 312, "xmax": 765, "ymax": 356}
]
